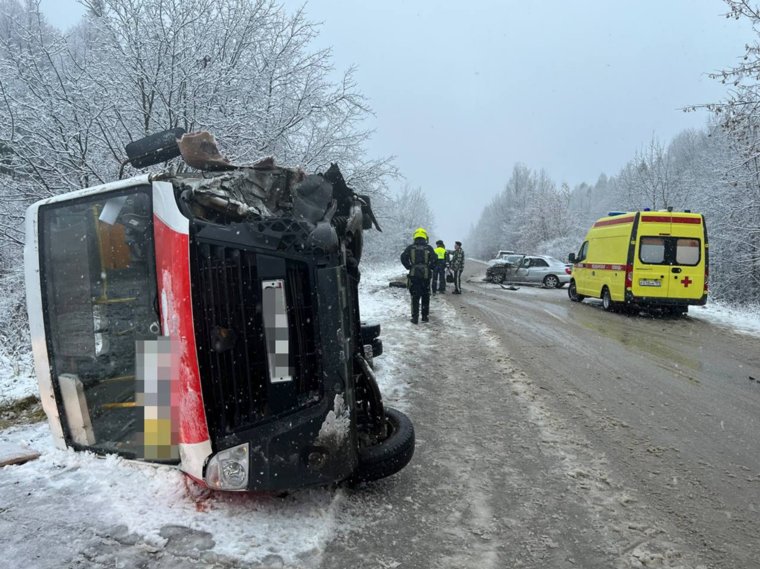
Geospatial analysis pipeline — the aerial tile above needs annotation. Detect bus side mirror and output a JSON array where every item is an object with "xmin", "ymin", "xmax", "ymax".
[{"xmin": 568, "ymin": 253, "xmax": 576, "ymax": 263}]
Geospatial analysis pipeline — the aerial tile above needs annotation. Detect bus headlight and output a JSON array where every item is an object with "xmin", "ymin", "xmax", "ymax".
[{"xmin": 205, "ymin": 442, "xmax": 249, "ymax": 491}]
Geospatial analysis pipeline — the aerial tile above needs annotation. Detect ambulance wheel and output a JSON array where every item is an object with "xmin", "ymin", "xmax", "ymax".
[
  {"xmin": 354, "ymin": 407, "xmax": 415, "ymax": 483},
  {"xmin": 601, "ymin": 287, "xmax": 616, "ymax": 312},
  {"xmin": 568, "ymin": 281, "xmax": 585, "ymax": 302},
  {"xmin": 543, "ymin": 274, "xmax": 561, "ymax": 288}
]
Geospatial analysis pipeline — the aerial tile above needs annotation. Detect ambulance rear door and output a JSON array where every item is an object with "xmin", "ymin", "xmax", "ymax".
[
  {"xmin": 633, "ymin": 213, "xmax": 705, "ymax": 302},
  {"xmin": 668, "ymin": 215, "xmax": 705, "ymax": 301},
  {"xmin": 633, "ymin": 214, "xmax": 673, "ymax": 299}
]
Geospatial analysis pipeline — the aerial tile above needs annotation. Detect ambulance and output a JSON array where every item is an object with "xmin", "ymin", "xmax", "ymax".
[{"xmin": 568, "ymin": 210, "xmax": 708, "ymax": 314}]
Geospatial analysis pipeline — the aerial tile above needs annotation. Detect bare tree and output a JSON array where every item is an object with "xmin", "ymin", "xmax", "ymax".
[{"xmin": 616, "ymin": 136, "xmax": 678, "ymax": 210}]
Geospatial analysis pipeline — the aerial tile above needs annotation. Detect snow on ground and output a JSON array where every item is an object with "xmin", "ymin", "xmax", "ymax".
[
  {"xmin": 689, "ymin": 300, "xmax": 760, "ymax": 338},
  {"xmin": 0, "ymin": 268, "xmax": 37, "ymax": 404},
  {"xmin": 0, "ymin": 263, "xmax": 410, "ymax": 567},
  {"xmin": 0, "ymin": 349, "xmax": 36, "ymax": 403},
  {"xmin": 355, "ymin": 263, "xmax": 412, "ymax": 409},
  {"xmin": 2, "ymin": 421, "xmax": 344, "ymax": 566},
  {"xmin": 1, "ymin": 261, "xmax": 760, "ymax": 566}
]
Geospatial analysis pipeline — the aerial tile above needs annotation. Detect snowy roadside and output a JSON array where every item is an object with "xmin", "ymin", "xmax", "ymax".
[
  {"xmin": 0, "ymin": 264, "xmax": 410, "ymax": 568},
  {"xmin": 2, "ymin": 261, "xmax": 760, "ymax": 567},
  {"xmin": 688, "ymin": 300, "xmax": 760, "ymax": 338}
]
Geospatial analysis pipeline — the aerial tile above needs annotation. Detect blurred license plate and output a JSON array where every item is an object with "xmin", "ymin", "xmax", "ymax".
[{"xmin": 639, "ymin": 279, "xmax": 661, "ymax": 287}]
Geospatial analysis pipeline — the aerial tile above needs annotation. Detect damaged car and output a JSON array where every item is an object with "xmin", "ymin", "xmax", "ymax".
[
  {"xmin": 24, "ymin": 129, "xmax": 414, "ymax": 491},
  {"xmin": 486, "ymin": 255, "xmax": 569, "ymax": 288}
]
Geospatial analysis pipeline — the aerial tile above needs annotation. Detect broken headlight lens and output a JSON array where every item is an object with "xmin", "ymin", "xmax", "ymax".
[{"xmin": 204, "ymin": 442, "xmax": 249, "ymax": 491}]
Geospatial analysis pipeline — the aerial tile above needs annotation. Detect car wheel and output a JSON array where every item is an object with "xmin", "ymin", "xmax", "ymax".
[
  {"xmin": 497, "ymin": 273, "xmax": 507, "ymax": 284},
  {"xmin": 601, "ymin": 287, "xmax": 616, "ymax": 312},
  {"xmin": 568, "ymin": 280, "xmax": 585, "ymax": 302},
  {"xmin": 543, "ymin": 274, "xmax": 560, "ymax": 288},
  {"xmin": 354, "ymin": 407, "xmax": 415, "ymax": 483}
]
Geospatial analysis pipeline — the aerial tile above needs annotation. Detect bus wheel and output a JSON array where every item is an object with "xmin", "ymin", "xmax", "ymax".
[
  {"xmin": 601, "ymin": 287, "xmax": 616, "ymax": 312},
  {"xmin": 354, "ymin": 407, "xmax": 415, "ymax": 483},
  {"xmin": 568, "ymin": 281, "xmax": 585, "ymax": 302}
]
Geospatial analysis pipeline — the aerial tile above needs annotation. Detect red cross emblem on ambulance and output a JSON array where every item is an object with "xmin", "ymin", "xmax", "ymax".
[{"xmin": 681, "ymin": 276, "xmax": 693, "ymax": 288}]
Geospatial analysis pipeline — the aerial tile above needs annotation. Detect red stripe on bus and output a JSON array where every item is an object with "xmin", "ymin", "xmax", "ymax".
[
  {"xmin": 154, "ymin": 215, "xmax": 210, "ymax": 446},
  {"xmin": 641, "ymin": 215, "xmax": 701, "ymax": 224},
  {"xmin": 593, "ymin": 215, "xmax": 635, "ymax": 227},
  {"xmin": 574, "ymin": 263, "xmax": 626, "ymax": 270}
]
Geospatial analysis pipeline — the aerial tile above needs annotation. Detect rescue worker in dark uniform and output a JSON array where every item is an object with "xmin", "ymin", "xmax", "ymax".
[
  {"xmin": 400, "ymin": 227, "xmax": 437, "ymax": 324},
  {"xmin": 432, "ymin": 240, "xmax": 450, "ymax": 293},
  {"xmin": 450, "ymin": 240, "xmax": 465, "ymax": 294}
]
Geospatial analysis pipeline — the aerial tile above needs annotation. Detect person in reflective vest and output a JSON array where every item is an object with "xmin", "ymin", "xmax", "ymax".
[
  {"xmin": 450, "ymin": 241, "xmax": 465, "ymax": 294},
  {"xmin": 432, "ymin": 240, "xmax": 450, "ymax": 293},
  {"xmin": 400, "ymin": 228, "xmax": 437, "ymax": 324}
]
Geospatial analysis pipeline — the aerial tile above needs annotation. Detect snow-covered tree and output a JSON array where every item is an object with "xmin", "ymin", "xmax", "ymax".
[
  {"xmin": 467, "ymin": 164, "xmax": 575, "ymax": 260},
  {"xmin": 692, "ymin": 125, "xmax": 760, "ymax": 302},
  {"xmin": 0, "ymin": 0, "xmax": 395, "ymax": 261},
  {"xmin": 616, "ymin": 136, "xmax": 682, "ymax": 210},
  {"xmin": 683, "ymin": 0, "xmax": 760, "ymax": 301},
  {"xmin": 364, "ymin": 185, "xmax": 435, "ymax": 263}
]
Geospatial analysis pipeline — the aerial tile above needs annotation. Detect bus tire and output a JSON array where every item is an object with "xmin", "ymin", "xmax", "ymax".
[
  {"xmin": 354, "ymin": 407, "xmax": 415, "ymax": 483},
  {"xmin": 601, "ymin": 287, "xmax": 616, "ymax": 312},
  {"xmin": 568, "ymin": 280, "xmax": 585, "ymax": 302}
]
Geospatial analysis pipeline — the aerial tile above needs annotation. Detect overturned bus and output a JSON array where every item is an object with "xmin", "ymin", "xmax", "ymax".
[{"xmin": 24, "ymin": 130, "xmax": 414, "ymax": 491}]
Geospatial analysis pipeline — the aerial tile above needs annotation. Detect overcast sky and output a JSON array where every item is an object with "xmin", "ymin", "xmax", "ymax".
[{"xmin": 41, "ymin": 0, "xmax": 753, "ymax": 245}]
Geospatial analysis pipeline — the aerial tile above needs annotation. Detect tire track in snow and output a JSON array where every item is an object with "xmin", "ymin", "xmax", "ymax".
[{"xmin": 462, "ymin": 287, "xmax": 707, "ymax": 568}]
